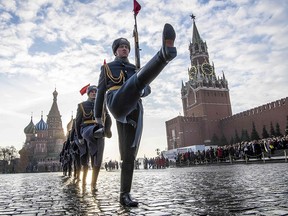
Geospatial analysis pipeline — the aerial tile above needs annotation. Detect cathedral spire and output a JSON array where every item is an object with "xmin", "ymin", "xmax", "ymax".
[
  {"xmin": 49, "ymin": 89, "xmax": 61, "ymax": 117},
  {"xmin": 53, "ymin": 88, "xmax": 58, "ymax": 102},
  {"xmin": 47, "ymin": 89, "xmax": 64, "ymax": 140}
]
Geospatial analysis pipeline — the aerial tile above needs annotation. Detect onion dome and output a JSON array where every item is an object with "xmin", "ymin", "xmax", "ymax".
[
  {"xmin": 35, "ymin": 113, "xmax": 48, "ymax": 131},
  {"xmin": 24, "ymin": 116, "xmax": 35, "ymax": 134}
]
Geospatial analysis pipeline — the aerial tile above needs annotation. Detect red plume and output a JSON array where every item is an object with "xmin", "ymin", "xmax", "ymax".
[
  {"xmin": 79, "ymin": 83, "xmax": 90, "ymax": 95},
  {"xmin": 103, "ymin": 59, "xmax": 106, "ymax": 64}
]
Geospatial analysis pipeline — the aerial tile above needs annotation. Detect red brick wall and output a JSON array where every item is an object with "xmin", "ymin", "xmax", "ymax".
[
  {"xmin": 167, "ymin": 97, "xmax": 287, "ymax": 149},
  {"xmin": 220, "ymin": 97, "xmax": 288, "ymax": 142},
  {"xmin": 166, "ymin": 116, "xmax": 205, "ymax": 150}
]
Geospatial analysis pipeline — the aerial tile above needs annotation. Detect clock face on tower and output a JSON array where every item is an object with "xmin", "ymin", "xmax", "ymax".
[
  {"xmin": 189, "ymin": 66, "xmax": 197, "ymax": 79},
  {"xmin": 201, "ymin": 63, "xmax": 213, "ymax": 75}
]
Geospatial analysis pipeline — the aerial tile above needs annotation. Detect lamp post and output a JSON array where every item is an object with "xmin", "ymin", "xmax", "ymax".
[{"xmin": 155, "ymin": 148, "xmax": 160, "ymax": 156}]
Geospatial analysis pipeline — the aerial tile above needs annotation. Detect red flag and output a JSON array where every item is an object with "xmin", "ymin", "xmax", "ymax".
[
  {"xmin": 133, "ymin": 0, "xmax": 141, "ymax": 16},
  {"xmin": 79, "ymin": 83, "xmax": 90, "ymax": 95},
  {"xmin": 103, "ymin": 59, "xmax": 106, "ymax": 64}
]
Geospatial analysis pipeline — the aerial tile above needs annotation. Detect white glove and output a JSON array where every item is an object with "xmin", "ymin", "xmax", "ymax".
[{"xmin": 79, "ymin": 139, "xmax": 84, "ymax": 145}]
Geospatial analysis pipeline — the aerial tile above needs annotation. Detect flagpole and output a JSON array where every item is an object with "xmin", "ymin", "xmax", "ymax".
[
  {"xmin": 133, "ymin": 1, "xmax": 141, "ymax": 69},
  {"xmin": 133, "ymin": 14, "xmax": 140, "ymax": 69}
]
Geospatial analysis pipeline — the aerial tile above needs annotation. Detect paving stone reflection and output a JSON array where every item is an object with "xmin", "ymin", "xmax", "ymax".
[{"xmin": 0, "ymin": 163, "xmax": 288, "ymax": 215}]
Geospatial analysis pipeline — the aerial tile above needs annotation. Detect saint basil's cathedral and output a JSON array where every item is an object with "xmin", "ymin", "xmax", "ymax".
[{"xmin": 19, "ymin": 89, "xmax": 67, "ymax": 172}]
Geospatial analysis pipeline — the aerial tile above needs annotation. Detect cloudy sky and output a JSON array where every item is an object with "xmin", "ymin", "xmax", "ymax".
[{"xmin": 1, "ymin": 0, "xmax": 287, "ymax": 161}]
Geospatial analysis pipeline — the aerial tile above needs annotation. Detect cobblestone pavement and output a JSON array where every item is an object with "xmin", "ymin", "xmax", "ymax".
[{"xmin": 1, "ymin": 163, "xmax": 288, "ymax": 216}]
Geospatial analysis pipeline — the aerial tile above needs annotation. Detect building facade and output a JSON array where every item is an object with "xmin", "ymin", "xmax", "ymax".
[
  {"xmin": 19, "ymin": 89, "xmax": 65, "ymax": 172},
  {"xmin": 165, "ymin": 18, "xmax": 288, "ymax": 150}
]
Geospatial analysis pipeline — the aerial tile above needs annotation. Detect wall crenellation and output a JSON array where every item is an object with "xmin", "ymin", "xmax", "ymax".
[{"xmin": 222, "ymin": 97, "xmax": 287, "ymax": 122}]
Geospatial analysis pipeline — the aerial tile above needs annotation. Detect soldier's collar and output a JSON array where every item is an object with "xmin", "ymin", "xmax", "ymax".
[
  {"xmin": 87, "ymin": 98, "xmax": 95, "ymax": 102},
  {"xmin": 115, "ymin": 56, "xmax": 129, "ymax": 63}
]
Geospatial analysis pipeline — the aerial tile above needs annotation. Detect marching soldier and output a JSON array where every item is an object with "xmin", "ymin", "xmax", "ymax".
[
  {"xmin": 75, "ymin": 85, "xmax": 112, "ymax": 191},
  {"xmin": 94, "ymin": 23, "xmax": 176, "ymax": 206},
  {"xmin": 69, "ymin": 119, "xmax": 81, "ymax": 181}
]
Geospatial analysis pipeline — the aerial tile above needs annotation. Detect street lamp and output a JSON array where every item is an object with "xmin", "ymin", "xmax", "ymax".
[{"xmin": 155, "ymin": 148, "xmax": 160, "ymax": 156}]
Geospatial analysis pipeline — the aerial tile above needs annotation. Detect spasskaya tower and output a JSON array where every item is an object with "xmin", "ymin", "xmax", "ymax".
[
  {"xmin": 183, "ymin": 15, "xmax": 232, "ymax": 120},
  {"xmin": 166, "ymin": 15, "xmax": 232, "ymax": 149},
  {"xmin": 165, "ymin": 15, "xmax": 287, "ymax": 151}
]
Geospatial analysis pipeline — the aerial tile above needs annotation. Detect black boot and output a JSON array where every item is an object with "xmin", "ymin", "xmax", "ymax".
[
  {"xmin": 82, "ymin": 165, "xmax": 88, "ymax": 187},
  {"xmin": 91, "ymin": 166, "xmax": 100, "ymax": 192},
  {"xmin": 68, "ymin": 163, "xmax": 72, "ymax": 177},
  {"xmin": 161, "ymin": 23, "xmax": 177, "ymax": 62},
  {"xmin": 136, "ymin": 23, "xmax": 177, "ymax": 89},
  {"xmin": 73, "ymin": 162, "xmax": 77, "ymax": 178},
  {"xmin": 93, "ymin": 114, "xmax": 112, "ymax": 138},
  {"xmin": 120, "ymin": 162, "xmax": 138, "ymax": 207},
  {"xmin": 120, "ymin": 193, "xmax": 138, "ymax": 207},
  {"xmin": 75, "ymin": 169, "xmax": 81, "ymax": 182},
  {"xmin": 104, "ymin": 113, "xmax": 112, "ymax": 138},
  {"xmin": 75, "ymin": 160, "xmax": 81, "ymax": 182}
]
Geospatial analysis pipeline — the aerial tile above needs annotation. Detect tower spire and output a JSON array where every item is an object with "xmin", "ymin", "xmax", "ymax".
[{"xmin": 190, "ymin": 14, "xmax": 202, "ymax": 44}]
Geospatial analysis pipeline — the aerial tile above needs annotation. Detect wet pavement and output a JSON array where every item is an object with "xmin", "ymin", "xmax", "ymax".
[{"xmin": 0, "ymin": 163, "xmax": 288, "ymax": 215}]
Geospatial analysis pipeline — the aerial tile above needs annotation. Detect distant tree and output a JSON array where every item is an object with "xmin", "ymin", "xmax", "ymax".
[
  {"xmin": 211, "ymin": 133, "xmax": 220, "ymax": 146},
  {"xmin": 8, "ymin": 146, "xmax": 17, "ymax": 160},
  {"xmin": 0, "ymin": 146, "xmax": 18, "ymax": 173},
  {"xmin": 275, "ymin": 123, "xmax": 282, "ymax": 137},
  {"xmin": 230, "ymin": 137, "xmax": 235, "ymax": 145},
  {"xmin": 234, "ymin": 130, "xmax": 241, "ymax": 143},
  {"xmin": 220, "ymin": 134, "xmax": 228, "ymax": 146},
  {"xmin": 0, "ymin": 147, "xmax": 2, "ymax": 160},
  {"xmin": 250, "ymin": 122, "xmax": 260, "ymax": 141},
  {"xmin": 241, "ymin": 129, "xmax": 250, "ymax": 142},
  {"xmin": 286, "ymin": 116, "xmax": 288, "ymax": 135},
  {"xmin": 262, "ymin": 125, "xmax": 269, "ymax": 139},
  {"xmin": 240, "ymin": 129, "xmax": 245, "ymax": 142},
  {"xmin": 270, "ymin": 122, "xmax": 276, "ymax": 137},
  {"xmin": 0, "ymin": 147, "xmax": 10, "ymax": 161},
  {"xmin": 0, "ymin": 147, "xmax": 9, "ymax": 173}
]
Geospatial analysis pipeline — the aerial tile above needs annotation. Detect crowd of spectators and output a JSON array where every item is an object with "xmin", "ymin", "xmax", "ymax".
[
  {"xmin": 142, "ymin": 157, "xmax": 170, "ymax": 169},
  {"xmin": 104, "ymin": 135, "xmax": 288, "ymax": 170},
  {"xmin": 104, "ymin": 160, "xmax": 119, "ymax": 171},
  {"xmin": 174, "ymin": 135, "xmax": 288, "ymax": 166}
]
